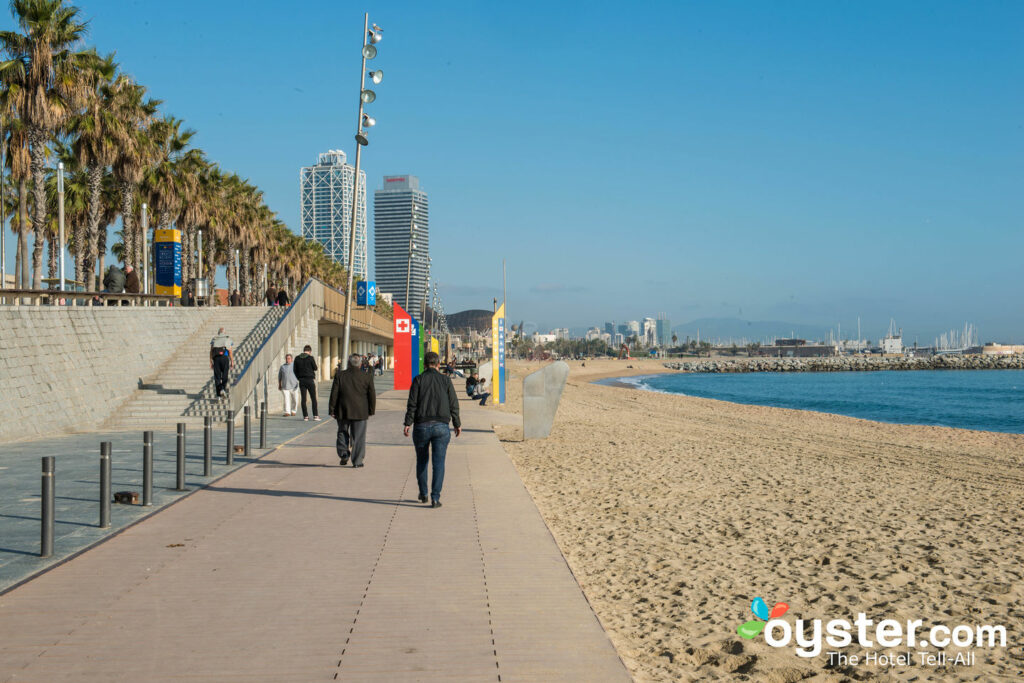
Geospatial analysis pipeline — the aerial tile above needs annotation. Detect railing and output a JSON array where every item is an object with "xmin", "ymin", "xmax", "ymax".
[
  {"xmin": 226, "ymin": 279, "xmax": 322, "ymax": 420},
  {"xmin": 0, "ymin": 288, "xmax": 176, "ymax": 307}
]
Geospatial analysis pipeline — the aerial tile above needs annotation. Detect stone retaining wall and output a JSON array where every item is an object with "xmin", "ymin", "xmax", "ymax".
[
  {"xmin": 0, "ymin": 308, "xmax": 215, "ymax": 442},
  {"xmin": 663, "ymin": 354, "xmax": 1024, "ymax": 374}
]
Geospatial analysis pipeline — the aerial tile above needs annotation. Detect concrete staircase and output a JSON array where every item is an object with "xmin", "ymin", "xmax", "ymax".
[{"xmin": 103, "ymin": 308, "xmax": 286, "ymax": 430}]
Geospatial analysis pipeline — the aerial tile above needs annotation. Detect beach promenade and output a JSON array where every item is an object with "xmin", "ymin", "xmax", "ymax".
[{"xmin": 0, "ymin": 389, "xmax": 630, "ymax": 682}]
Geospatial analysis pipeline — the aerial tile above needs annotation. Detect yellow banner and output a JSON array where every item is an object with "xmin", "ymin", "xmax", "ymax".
[{"xmin": 491, "ymin": 303, "xmax": 505, "ymax": 405}]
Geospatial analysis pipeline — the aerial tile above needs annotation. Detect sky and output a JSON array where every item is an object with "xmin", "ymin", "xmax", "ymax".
[{"xmin": 2, "ymin": 1, "xmax": 1022, "ymax": 342}]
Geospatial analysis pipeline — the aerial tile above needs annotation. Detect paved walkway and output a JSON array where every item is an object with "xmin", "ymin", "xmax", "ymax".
[
  {"xmin": 0, "ymin": 390, "xmax": 630, "ymax": 682},
  {"xmin": 0, "ymin": 376, "xmax": 389, "ymax": 593}
]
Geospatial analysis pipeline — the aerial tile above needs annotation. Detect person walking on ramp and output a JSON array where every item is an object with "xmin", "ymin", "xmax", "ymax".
[
  {"xmin": 403, "ymin": 351, "xmax": 461, "ymax": 508},
  {"xmin": 210, "ymin": 327, "xmax": 234, "ymax": 399},
  {"xmin": 329, "ymin": 354, "xmax": 376, "ymax": 467},
  {"xmin": 293, "ymin": 344, "xmax": 320, "ymax": 421}
]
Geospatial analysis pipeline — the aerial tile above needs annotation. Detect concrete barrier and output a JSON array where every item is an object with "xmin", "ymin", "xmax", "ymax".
[{"xmin": 523, "ymin": 361, "xmax": 569, "ymax": 440}]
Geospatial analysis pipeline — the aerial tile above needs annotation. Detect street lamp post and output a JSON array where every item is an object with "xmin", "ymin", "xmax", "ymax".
[
  {"xmin": 341, "ymin": 14, "xmax": 383, "ymax": 370},
  {"xmin": 141, "ymin": 203, "xmax": 148, "ymax": 294},
  {"xmin": 1, "ymin": 128, "xmax": 6, "ymax": 291},
  {"xmin": 57, "ymin": 163, "xmax": 65, "ymax": 292},
  {"xmin": 405, "ymin": 202, "xmax": 415, "ymax": 316}
]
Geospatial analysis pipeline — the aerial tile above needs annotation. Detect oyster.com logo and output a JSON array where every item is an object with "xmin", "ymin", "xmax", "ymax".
[{"xmin": 737, "ymin": 597, "xmax": 789, "ymax": 640}]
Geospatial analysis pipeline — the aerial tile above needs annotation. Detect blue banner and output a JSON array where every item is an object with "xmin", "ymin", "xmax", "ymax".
[
  {"xmin": 154, "ymin": 229, "xmax": 182, "ymax": 297},
  {"xmin": 356, "ymin": 280, "xmax": 376, "ymax": 306},
  {"xmin": 410, "ymin": 316, "xmax": 421, "ymax": 380}
]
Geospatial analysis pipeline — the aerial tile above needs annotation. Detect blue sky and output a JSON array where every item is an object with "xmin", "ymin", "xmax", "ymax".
[{"xmin": 3, "ymin": 1, "xmax": 1022, "ymax": 342}]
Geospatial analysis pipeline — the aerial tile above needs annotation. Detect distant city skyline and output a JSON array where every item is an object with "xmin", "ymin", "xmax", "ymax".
[
  {"xmin": 374, "ymin": 175, "xmax": 429, "ymax": 321},
  {"xmin": 2, "ymin": 2, "xmax": 1019, "ymax": 341},
  {"xmin": 299, "ymin": 150, "xmax": 367, "ymax": 280}
]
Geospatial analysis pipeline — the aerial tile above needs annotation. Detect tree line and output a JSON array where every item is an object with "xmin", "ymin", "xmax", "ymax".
[{"xmin": 0, "ymin": 0, "xmax": 369, "ymax": 307}]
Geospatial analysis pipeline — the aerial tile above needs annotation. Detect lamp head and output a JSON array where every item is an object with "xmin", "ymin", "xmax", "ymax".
[
  {"xmin": 360, "ymin": 89, "xmax": 376, "ymax": 103},
  {"xmin": 362, "ymin": 114, "xmax": 376, "ymax": 128},
  {"xmin": 368, "ymin": 70, "xmax": 383, "ymax": 84},
  {"xmin": 362, "ymin": 44, "xmax": 377, "ymax": 59}
]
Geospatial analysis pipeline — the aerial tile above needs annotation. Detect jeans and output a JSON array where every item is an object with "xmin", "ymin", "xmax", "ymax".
[
  {"xmin": 336, "ymin": 419, "xmax": 367, "ymax": 465},
  {"xmin": 299, "ymin": 378, "xmax": 318, "ymax": 418},
  {"xmin": 413, "ymin": 422, "xmax": 451, "ymax": 502},
  {"xmin": 213, "ymin": 354, "xmax": 230, "ymax": 395}
]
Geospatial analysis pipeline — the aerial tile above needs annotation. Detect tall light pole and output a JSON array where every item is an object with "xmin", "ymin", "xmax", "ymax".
[
  {"xmin": 140, "ymin": 203, "xmax": 148, "ymax": 294},
  {"xmin": 1, "ymin": 126, "xmax": 6, "ymax": 291},
  {"xmin": 341, "ymin": 14, "xmax": 383, "ymax": 370},
  {"xmin": 405, "ymin": 201, "xmax": 416, "ymax": 316},
  {"xmin": 57, "ymin": 163, "xmax": 65, "ymax": 292}
]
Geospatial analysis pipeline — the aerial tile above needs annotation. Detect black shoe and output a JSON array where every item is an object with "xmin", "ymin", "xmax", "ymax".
[
  {"xmin": 431, "ymin": 500, "xmax": 442, "ymax": 509},
  {"xmin": 418, "ymin": 494, "xmax": 428, "ymax": 503},
  {"xmin": 354, "ymin": 463, "xmax": 364, "ymax": 468},
  {"xmin": 339, "ymin": 457, "xmax": 349, "ymax": 466}
]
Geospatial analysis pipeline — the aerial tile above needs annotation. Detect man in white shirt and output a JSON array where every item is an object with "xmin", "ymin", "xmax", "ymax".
[{"xmin": 278, "ymin": 354, "xmax": 300, "ymax": 416}]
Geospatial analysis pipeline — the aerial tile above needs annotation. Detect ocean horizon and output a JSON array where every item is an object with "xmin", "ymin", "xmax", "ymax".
[{"xmin": 602, "ymin": 369, "xmax": 1024, "ymax": 434}]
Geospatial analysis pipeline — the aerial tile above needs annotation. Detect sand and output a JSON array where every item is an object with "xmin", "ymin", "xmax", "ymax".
[{"xmin": 494, "ymin": 359, "xmax": 1024, "ymax": 682}]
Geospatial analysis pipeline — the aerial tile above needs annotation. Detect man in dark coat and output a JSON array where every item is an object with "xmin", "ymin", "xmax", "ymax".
[
  {"xmin": 292, "ymin": 344, "xmax": 319, "ymax": 420},
  {"xmin": 328, "ymin": 354, "xmax": 376, "ymax": 467},
  {"xmin": 265, "ymin": 285, "xmax": 277, "ymax": 306},
  {"xmin": 124, "ymin": 265, "xmax": 141, "ymax": 293},
  {"xmin": 403, "ymin": 351, "xmax": 461, "ymax": 507},
  {"xmin": 276, "ymin": 288, "xmax": 289, "ymax": 306},
  {"xmin": 229, "ymin": 289, "xmax": 242, "ymax": 306},
  {"xmin": 102, "ymin": 264, "xmax": 125, "ymax": 293}
]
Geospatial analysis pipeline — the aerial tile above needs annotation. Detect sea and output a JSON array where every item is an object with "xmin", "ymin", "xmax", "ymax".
[{"xmin": 603, "ymin": 369, "xmax": 1024, "ymax": 434}]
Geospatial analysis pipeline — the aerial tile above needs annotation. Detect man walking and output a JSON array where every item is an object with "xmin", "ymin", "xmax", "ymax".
[
  {"xmin": 403, "ymin": 351, "xmax": 461, "ymax": 508},
  {"xmin": 210, "ymin": 327, "xmax": 234, "ymax": 399},
  {"xmin": 329, "ymin": 354, "xmax": 376, "ymax": 467},
  {"xmin": 292, "ymin": 344, "xmax": 320, "ymax": 421},
  {"xmin": 278, "ymin": 353, "xmax": 299, "ymax": 416}
]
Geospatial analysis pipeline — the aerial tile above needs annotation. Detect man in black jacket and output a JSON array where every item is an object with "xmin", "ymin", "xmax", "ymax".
[
  {"xmin": 329, "ymin": 354, "xmax": 376, "ymax": 467},
  {"xmin": 403, "ymin": 352, "xmax": 461, "ymax": 508},
  {"xmin": 292, "ymin": 344, "xmax": 320, "ymax": 421}
]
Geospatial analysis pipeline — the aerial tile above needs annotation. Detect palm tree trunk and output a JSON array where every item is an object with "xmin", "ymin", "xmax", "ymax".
[
  {"xmin": 47, "ymin": 232, "xmax": 57, "ymax": 285},
  {"xmin": 205, "ymin": 237, "xmax": 216, "ymax": 306},
  {"xmin": 83, "ymin": 166, "xmax": 102, "ymax": 289},
  {"xmin": 118, "ymin": 180, "xmax": 134, "ymax": 268},
  {"xmin": 28, "ymin": 127, "xmax": 47, "ymax": 290},
  {"xmin": 17, "ymin": 178, "xmax": 28, "ymax": 289},
  {"xmin": 96, "ymin": 222, "xmax": 107, "ymax": 290}
]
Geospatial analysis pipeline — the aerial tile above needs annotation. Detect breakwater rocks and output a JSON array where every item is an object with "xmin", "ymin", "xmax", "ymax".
[{"xmin": 663, "ymin": 355, "xmax": 1024, "ymax": 374}]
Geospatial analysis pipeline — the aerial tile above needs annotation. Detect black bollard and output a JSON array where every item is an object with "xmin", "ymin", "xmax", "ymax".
[
  {"xmin": 225, "ymin": 418, "xmax": 234, "ymax": 465},
  {"xmin": 100, "ymin": 442, "xmax": 111, "ymax": 528},
  {"xmin": 259, "ymin": 401, "xmax": 267, "ymax": 449},
  {"xmin": 203, "ymin": 416, "xmax": 212, "ymax": 477},
  {"xmin": 244, "ymin": 405, "xmax": 251, "ymax": 459},
  {"xmin": 41, "ymin": 456, "xmax": 54, "ymax": 557},
  {"xmin": 176, "ymin": 423, "xmax": 186, "ymax": 491},
  {"xmin": 143, "ymin": 430, "xmax": 153, "ymax": 506}
]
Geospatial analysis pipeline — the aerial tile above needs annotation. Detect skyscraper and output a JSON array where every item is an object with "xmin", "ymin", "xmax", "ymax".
[
  {"xmin": 299, "ymin": 150, "xmax": 367, "ymax": 279},
  {"xmin": 374, "ymin": 175, "xmax": 428, "ymax": 320}
]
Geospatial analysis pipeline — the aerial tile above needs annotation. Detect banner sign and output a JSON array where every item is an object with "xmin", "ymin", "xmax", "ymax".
[
  {"xmin": 412, "ymin": 317, "xmax": 422, "ymax": 379},
  {"xmin": 393, "ymin": 303, "xmax": 412, "ymax": 390},
  {"xmin": 430, "ymin": 336, "xmax": 439, "ymax": 355},
  {"xmin": 356, "ymin": 280, "xmax": 376, "ymax": 306},
  {"xmin": 491, "ymin": 302, "xmax": 505, "ymax": 404},
  {"xmin": 154, "ymin": 229, "xmax": 182, "ymax": 297}
]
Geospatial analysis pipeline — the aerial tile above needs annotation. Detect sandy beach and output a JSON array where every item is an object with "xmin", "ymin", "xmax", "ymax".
[{"xmin": 495, "ymin": 359, "xmax": 1024, "ymax": 682}]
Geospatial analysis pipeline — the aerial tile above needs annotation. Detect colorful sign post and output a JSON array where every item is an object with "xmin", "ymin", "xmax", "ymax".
[
  {"xmin": 356, "ymin": 280, "xmax": 376, "ymax": 306},
  {"xmin": 154, "ymin": 229, "xmax": 182, "ymax": 297},
  {"xmin": 412, "ymin": 317, "xmax": 422, "ymax": 378},
  {"xmin": 491, "ymin": 302, "xmax": 506, "ymax": 404},
  {"xmin": 393, "ymin": 303, "xmax": 412, "ymax": 390}
]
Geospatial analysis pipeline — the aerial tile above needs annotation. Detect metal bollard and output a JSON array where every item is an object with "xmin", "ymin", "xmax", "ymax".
[
  {"xmin": 259, "ymin": 401, "xmax": 267, "ymax": 449},
  {"xmin": 176, "ymin": 423, "xmax": 186, "ymax": 491},
  {"xmin": 41, "ymin": 456, "xmax": 54, "ymax": 557},
  {"xmin": 203, "ymin": 416, "xmax": 212, "ymax": 476},
  {"xmin": 225, "ymin": 419, "xmax": 234, "ymax": 465},
  {"xmin": 100, "ymin": 442, "xmax": 111, "ymax": 528},
  {"xmin": 143, "ymin": 430, "xmax": 153, "ymax": 506},
  {"xmin": 244, "ymin": 405, "xmax": 251, "ymax": 458}
]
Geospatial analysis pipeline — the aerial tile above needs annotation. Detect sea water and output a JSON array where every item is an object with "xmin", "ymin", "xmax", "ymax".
[{"xmin": 606, "ymin": 369, "xmax": 1024, "ymax": 433}]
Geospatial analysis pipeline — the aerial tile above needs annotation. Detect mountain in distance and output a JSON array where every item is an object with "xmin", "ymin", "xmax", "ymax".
[{"xmin": 671, "ymin": 317, "xmax": 831, "ymax": 343}]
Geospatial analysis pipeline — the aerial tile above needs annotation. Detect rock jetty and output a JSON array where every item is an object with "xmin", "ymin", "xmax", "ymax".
[{"xmin": 663, "ymin": 355, "xmax": 1024, "ymax": 374}]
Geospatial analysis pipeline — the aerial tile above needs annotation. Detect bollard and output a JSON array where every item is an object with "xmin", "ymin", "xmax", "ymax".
[
  {"xmin": 259, "ymin": 401, "xmax": 267, "ymax": 449},
  {"xmin": 143, "ymin": 430, "xmax": 153, "ymax": 506},
  {"xmin": 41, "ymin": 456, "xmax": 54, "ymax": 557},
  {"xmin": 100, "ymin": 442, "xmax": 111, "ymax": 528},
  {"xmin": 176, "ymin": 423, "xmax": 186, "ymax": 491},
  {"xmin": 244, "ymin": 405, "xmax": 252, "ymax": 459},
  {"xmin": 203, "ymin": 416, "xmax": 212, "ymax": 477},
  {"xmin": 225, "ymin": 419, "xmax": 234, "ymax": 465}
]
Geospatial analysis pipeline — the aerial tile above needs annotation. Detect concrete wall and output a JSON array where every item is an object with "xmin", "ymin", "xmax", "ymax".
[{"xmin": 0, "ymin": 308, "xmax": 214, "ymax": 442}]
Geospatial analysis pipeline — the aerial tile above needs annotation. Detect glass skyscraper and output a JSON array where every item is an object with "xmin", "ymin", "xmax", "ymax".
[
  {"xmin": 299, "ymin": 149, "xmax": 367, "ymax": 279},
  {"xmin": 374, "ymin": 175, "xmax": 428, "ymax": 320}
]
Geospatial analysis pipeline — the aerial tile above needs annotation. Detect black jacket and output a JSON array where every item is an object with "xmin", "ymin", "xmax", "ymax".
[
  {"xmin": 292, "ymin": 353, "xmax": 318, "ymax": 380},
  {"xmin": 276, "ymin": 290, "xmax": 289, "ymax": 306},
  {"xmin": 404, "ymin": 368, "xmax": 461, "ymax": 428},
  {"xmin": 103, "ymin": 266, "xmax": 125, "ymax": 293},
  {"xmin": 328, "ymin": 367, "xmax": 376, "ymax": 420}
]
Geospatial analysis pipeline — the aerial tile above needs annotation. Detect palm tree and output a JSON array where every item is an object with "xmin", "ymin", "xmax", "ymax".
[
  {"xmin": 109, "ymin": 76, "xmax": 159, "ymax": 269},
  {"xmin": 0, "ymin": 0, "xmax": 99, "ymax": 289},
  {"xmin": 68, "ymin": 51, "xmax": 116, "ymax": 288},
  {"xmin": 0, "ymin": 110, "xmax": 30, "ymax": 288}
]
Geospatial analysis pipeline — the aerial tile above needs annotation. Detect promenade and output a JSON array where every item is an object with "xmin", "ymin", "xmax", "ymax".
[{"xmin": 0, "ymin": 389, "xmax": 630, "ymax": 682}]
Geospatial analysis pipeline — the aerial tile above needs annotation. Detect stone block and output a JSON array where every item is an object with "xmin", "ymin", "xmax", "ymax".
[{"xmin": 522, "ymin": 361, "xmax": 569, "ymax": 440}]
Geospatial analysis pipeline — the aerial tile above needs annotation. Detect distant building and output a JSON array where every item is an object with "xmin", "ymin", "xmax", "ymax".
[
  {"xmin": 626, "ymin": 320, "xmax": 640, "ymax": 335},
  {"xmin": 880, "ymin": 334, "xmax": 903, "ymax": 355},
  {"xmin": 374, "ymin": 175, "xmax": 428, "ymax": 320},
  {"xmin": 585, "ymin": 327, "xmax": 602, "ymax": 341},
  {"xmin": 552, "ymin": 328, "xmax": 569, "ymax": 339},
  {"xmin": 981, "ymin": 343, "xmax": 1024, "ymax": 356},
  {"xmin": 604, "ymin": 322, "xmax": 615, "ymax": 336},
  {"xmin": 300, "ymin": 149, "xmax": 367, "ymax": 279},
  {"xmin": 656, "ymin": 314, "xmax": 672, "ymax": 347},
  {"xmin": 532, "ymin": 333, "xmax": 557, "ymax": 345},
  {"xmin": 643, "ymin": 317, "xmax": 657, "ymax": 346},
  {"xmin": 756, "ymin": 339, "xmax": 839, "ymax": 358}
]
